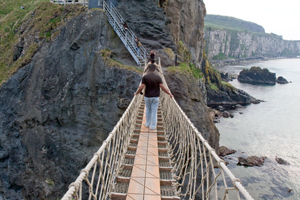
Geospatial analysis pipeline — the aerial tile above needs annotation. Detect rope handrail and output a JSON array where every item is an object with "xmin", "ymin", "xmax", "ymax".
[{"xmin": 157, "ymin": 58, "xmax": 254, "ymax": 200}]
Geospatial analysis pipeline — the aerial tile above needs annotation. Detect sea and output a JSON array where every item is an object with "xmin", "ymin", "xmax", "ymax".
[{"xmin": 215, "ymin": 58, "xmax": 300, "ymax": 200}]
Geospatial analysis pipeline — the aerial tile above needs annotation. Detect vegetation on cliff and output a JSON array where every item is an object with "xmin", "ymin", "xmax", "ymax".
[
  {"xmin": 204, "ymin": 14, "xmax": 265, "ymax": 33},
  {"xmin": 99, "ymin": 49, "xmax": 143, "ymax": 74},
  {"xmin": 166, "ymin": 41, "xmax": 204, "ymax": 80},
  {"xmin": 0, "ymin": 0, "xmax": 87, "ymax": 85},
  {"xmin": 166, "ymin": 40, "xmax": 253, "ymax": 106}
]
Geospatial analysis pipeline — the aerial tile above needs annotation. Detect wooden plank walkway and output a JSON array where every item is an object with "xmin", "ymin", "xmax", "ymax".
[
  {"xmin": 111, "ymin": 101, "xmax": 179, "ymax": 200},
  {"xmin": 126, "ymin": 105, "xmax": 161, "ymax": 200}
]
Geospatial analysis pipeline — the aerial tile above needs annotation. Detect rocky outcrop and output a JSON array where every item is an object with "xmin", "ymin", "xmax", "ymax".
[
  {"xmin": 275, "ymin": 157, "xmax": 290, "ymax": 165},
  {"xmin": 238, "ymin": 66, "xmax": 276, "ymax": 85},
  {"xmin": 277, "ymin": 76, "xmax": 288, "ymax": 84},
  {"xmin": 218, "ymin": 146, "xmax": 236, "ymax": 157},
  {"xmin": 202, "ymin": 56, "xmax": 260, "ymax": 106},
  {"xmin": 0, "ymin": 9, "xmax": 142, "ymax": 199},
  {"xmin": 237, "ymin": 156, "xmax": 267, "ymax": 167}
]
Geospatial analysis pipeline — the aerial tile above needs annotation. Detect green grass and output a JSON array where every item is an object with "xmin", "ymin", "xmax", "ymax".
[
  {"xmin": 221, "ymin": 81, "xmax": 235, "ymax": 92},
  {"xmin": 166, "ymin": 62, "xmax": 204, "ymax": 80},
  {"xmin": 99, "ymin": 49, "xmax": 143, "ymax": 74},
  {"xmin": 208, "ymin": 83, "xmax": 218, "ymax": 91},
  {"xmin": 0, "ymin": 0, "xmax": 87, "ymax": 85},
  {"xmin": 212, "ymin": 52, "xmax": 227, "ymax": 60}
]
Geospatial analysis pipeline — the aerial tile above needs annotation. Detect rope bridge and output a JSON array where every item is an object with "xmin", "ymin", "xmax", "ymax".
[{"xmin": 61, "ymin": 59, "xmax": 254, "ymax": 200}]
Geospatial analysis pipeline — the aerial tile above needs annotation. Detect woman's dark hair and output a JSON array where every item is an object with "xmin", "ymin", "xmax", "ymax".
[{"xmin": 148, "ymin": 64, "xmax": 156, "ymax": 72}]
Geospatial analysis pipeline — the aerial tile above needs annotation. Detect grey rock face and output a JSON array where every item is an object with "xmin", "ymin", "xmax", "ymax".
[
  {"xmin": 164, "ymin": 0, "xmax": 206, "ymax": 68},
  {"xmin": 116, "ymin": 0, "xmax": 176, "ymax": 52},
  {"xmin": 0, "ymin": 10, "xmax": 141, "ymax": 199},
  {"xmin": 116, "ymin": 0, "xmax": 206, "ymax": 68}
]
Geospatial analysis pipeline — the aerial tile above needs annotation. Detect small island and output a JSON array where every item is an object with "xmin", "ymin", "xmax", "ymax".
[{"xmin": 238, "ymin": 66, "xmax": 276, "ymax": 85}]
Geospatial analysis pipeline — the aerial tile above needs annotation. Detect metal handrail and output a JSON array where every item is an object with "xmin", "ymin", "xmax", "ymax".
[{"xmin": 102, "ymin": 1, "xmax": 148, "ymax": 66}]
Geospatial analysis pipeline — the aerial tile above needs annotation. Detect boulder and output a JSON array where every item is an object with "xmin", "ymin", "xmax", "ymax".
[
  {"xmin": 237, "ymin": 156, "xmax": 267, "ymax": 167},
  {"xmin": 217, "ymin": 106, "xmax": 224, "ymax": 111},
  {"xmin": 158, "ymin": 48, "xmax": 176, "ymax": 67},
  {"xmin": 235, "ymin": 104, "xmax": 243, "ymax": 108},
  {"xmin": 238, "ymin": 66, "xmax": 276, "ymax": 85},
  {"xmin": 220, "ymin": 72, "xmax": 231, "ymax": 82},
  {"xmin": 223, "ymin": 111, "xmax": 230, "ymax": 118},
  {"xmin": 117, "ymin": 98, "xmax": 131, "ymax": 109},
  {"xmin": 275, "ymin": 157, "xmax": 290, "ymax": 165},
  {"xmin": 218, "ymin": 146, "xmax": 236, "ymax": 156},
  {"xmin": 277, "ymin": 76, "xmax": 288, "ymax": 84},
  {"xmin": 213, "ymin": 119, "xmax": 220, "ymax": 123}
]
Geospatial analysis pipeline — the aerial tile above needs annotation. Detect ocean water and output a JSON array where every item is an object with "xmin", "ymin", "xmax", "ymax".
[{"xmin": 215, "ymin": 58, "xmax": 300, "ymax": 199}]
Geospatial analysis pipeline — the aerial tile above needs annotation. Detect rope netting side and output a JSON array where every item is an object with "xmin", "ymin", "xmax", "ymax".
[
  {"xmin": 61, "ymin": 94, "xmax": 143, "ymax": 200},
  {"xmin": 158, "ymin": 59, "xmax": 254, "ymax": 200}
]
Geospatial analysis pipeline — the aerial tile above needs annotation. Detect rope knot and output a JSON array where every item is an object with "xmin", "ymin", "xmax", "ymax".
[
  {"xmin": 93, "ymin": 152, "xmax": 100, "ymax": 159},
  {"xmin": 232, "ymin": 178, "xmax": 242, "ymax": 188},
  {"xmin": 217, "ymin": 159, "xmax": 226, "ymax": 168},
  {"xmin": 69, "ymin": 182, "xmax": 80, "ymax": 193},
  {"xmin": 80, "ymin": 169, "xmax": 89, "ymax": 179}
]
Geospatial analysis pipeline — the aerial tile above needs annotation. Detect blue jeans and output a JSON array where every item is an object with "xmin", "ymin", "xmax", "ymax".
[
  {"xmin": 144, "ymin": 97, "xmax": 159, "ymax": 129},
  {"xmin": 136, "ymin": 47, "xmax": 140, "ymax": 56}
]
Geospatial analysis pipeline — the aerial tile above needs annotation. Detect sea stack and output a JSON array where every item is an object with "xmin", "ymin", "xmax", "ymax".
[{"xmin": 238, "ymin": 66, "xmax": 276, "ymax": 85}]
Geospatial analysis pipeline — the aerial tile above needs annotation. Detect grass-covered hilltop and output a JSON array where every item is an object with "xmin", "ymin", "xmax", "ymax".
[
  {"xmin": 204, "ymin": 14, "xmax": 300, "ymax": 63},
  {"xmin": 0, "ymin": 0, "xmax": 88, "ymax": 85}
]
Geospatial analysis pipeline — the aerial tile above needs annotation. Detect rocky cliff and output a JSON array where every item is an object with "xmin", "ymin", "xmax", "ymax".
[
  {"xmin": 204, "ymin": 15, "xmax": 300, "ymax": 65},
  {"xmin": 0, "ymin": 7, "xmax": 143, "ymax": 199},
  {"xmin": 116, "ymin": 0, "xmax": 206, "ymax": 68},
  {"xmin": 0, "ymin": 1, "xmax": 220, "ymax": 199}
]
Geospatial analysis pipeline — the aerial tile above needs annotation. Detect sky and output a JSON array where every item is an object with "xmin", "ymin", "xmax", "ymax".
[{"xmin": 203, "ymin": 0, "xmax": 300, "ymax": 41}]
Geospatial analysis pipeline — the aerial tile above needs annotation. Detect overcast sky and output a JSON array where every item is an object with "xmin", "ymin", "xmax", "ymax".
[{"xmin": 203, "ymin": 0, "xmax": 300, "ymax": 41}]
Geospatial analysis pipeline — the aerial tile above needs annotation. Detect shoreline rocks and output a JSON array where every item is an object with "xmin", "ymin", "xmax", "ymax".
[
  {"xmin": 277, "ymin": 76, "xmax": 289, "ymax": 84},
  {"xmin": 237, "ymin": 156, "xmax": 267, "ymax": 167},
  {"xmin": 275, "ymin": 157, "xmax": 290, "ymax": 165},
  {"xmin": 218, "ymin": 146, "xmax": 236, "ymax": 157}
]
